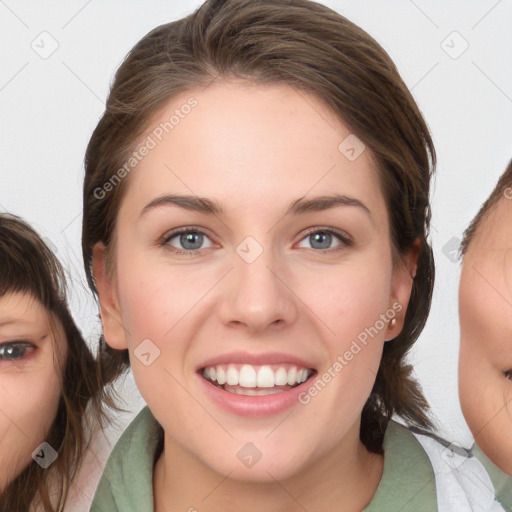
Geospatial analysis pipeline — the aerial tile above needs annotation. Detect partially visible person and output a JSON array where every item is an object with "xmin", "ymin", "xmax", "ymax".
[
  {"xmin": 459, "ymin": 159, "xmax": 512, "ymax": 509},
  {"xmin": 0, "ymin": 213, "xmax": 114, "ymax": 511}
]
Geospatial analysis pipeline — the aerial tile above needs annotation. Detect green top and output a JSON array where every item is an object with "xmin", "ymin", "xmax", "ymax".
[
  {"xmin": 90, "ymin": 406, "xmax": 438, "ymax": 511},
  {"xmin": 472, "ymin": 443, "xmax": 512, "ymax": 511}
]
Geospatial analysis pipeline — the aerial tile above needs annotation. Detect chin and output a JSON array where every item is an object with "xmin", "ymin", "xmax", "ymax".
[
  {"xmin": 217, "ymin": 460, "xmax": 307, "ymax": 483},
  {"xmin": 198, "ymin": 439, "xmax": 314, "ymax": 483}
]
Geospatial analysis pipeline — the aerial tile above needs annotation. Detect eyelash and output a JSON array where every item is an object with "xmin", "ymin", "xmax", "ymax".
[
  {"xmin": 0, "ymin": 341, "xmax": 36, "ymax": 361},
  {"xmin": 160, "ymin": 226, "xmax": 352, "ymax": 255}
]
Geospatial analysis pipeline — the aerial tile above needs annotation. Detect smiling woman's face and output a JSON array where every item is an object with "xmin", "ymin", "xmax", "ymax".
[
  {"xmin": 0, "ymin": 292, "xmax": 65, "ymax": 491},
  {"xmin": 95, "ymin": 80, "xmax": 417, "ymax": 481},
  {"xmin": 459, "ymin": 196, "xmax": 512, "ymax": 474}
]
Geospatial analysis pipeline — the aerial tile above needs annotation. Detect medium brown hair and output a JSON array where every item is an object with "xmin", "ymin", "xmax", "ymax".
[
  {"xmin": 0, "ymin": 214, "xmax": 107, "ymax": 511},
  {"xmin": 459, "ymin": 159, "xmax": 512, "ymax": 258},
  {"xmin": 82, "ymin": 0, "xmax": 436, "ymax": 452}
]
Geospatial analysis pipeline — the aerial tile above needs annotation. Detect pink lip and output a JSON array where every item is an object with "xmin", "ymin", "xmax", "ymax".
[
  {"xmin": 197, "ymin": 351, "xmax": 315, "ymax": 371},
  {"xmin": 197, "ymin": 372, "xmax": 315, "ymax": 417}
]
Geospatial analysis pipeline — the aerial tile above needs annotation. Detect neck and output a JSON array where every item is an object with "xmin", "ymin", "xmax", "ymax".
[{"xmin": 153, "ymin": 428, "xmax": 384, "ymax": 512}]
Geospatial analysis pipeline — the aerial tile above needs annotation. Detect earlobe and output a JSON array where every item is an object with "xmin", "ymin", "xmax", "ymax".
[
  {"xmin": 92, "ymin": 243, "xmax": 128, "ymax": 350},
  {"xmin": 385, "ymin": 238, "xmax": 421, "ymax": 341}
]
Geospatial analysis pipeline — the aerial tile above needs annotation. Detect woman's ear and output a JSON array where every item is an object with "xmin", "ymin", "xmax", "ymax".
[
  {"xmin": 385, "ymin": 237, "xmax": 421, "ymax": 341},
  {"xmin": 92, "ymin": 242, "xmax": 128, "ymax": 350}
]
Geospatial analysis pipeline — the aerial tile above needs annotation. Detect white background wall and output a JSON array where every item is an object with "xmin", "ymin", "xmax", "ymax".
[{"xmin": 1, "ymin": 0, "xmax": 511, "ymax": 446}]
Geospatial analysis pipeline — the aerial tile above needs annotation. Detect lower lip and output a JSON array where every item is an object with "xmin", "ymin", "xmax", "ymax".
[{"xmin": 198, "ymin": 373, "xmax": 315, "ymax": 417}]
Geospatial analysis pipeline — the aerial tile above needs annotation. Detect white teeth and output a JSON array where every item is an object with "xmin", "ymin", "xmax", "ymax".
[
  {"xmin": 226, "ymin": 365, "xmax": 238, "ymax": 385},
  {"xmin": 287, "ymin": 367, "xmax": 297, "ymax": 386},
  {"xmin": 202, "ymin": 363, "xmax": 312, "ymax": 389},
  {"xmin": 216, "ymin": 366, "xmax": 226, "ymax": 385},
  {"xmin": 257, "ymin": 366, "xmax": 275, "ymax": 387},
  {"xmin": 275, "ymin": 367, "xmax": 288, "ymax": 386},
  {"xmin": 239, "ymin": 365, "xmax": 257, "ymax": 387}
]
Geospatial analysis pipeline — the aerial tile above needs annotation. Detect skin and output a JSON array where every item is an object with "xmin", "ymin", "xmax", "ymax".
[
  {"xmin": 0, "ymin": 292, "xmax": 66, "ymax": 492},
  {"xmin": 94, "ymin": 80, "xmax": 419, "ymax": 511},
  {"xmin": 459, "ymin": 195, "xmax": 512, "ymax": 474}
]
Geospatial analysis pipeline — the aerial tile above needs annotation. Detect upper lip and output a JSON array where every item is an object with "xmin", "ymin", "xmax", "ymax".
[{"xmin": 197, "ymin": 351, "xmax": 316, "ymax": 371}]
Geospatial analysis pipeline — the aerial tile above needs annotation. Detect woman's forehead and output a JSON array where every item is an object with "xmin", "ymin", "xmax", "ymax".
[{"xmin": 123, "ymin": 82, "xmax": 384, "ymax": 217}]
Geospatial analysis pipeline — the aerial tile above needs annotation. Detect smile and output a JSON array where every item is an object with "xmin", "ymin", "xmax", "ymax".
[{"xmin": 201, "ymin": 364, "xmax": 315, "ymax": 396}]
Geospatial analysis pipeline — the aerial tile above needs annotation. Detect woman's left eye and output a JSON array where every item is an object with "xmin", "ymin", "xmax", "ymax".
[
  {"xmin": 297, "ymin": 228, "xmax": 351, "ymax": 251},
  {"xmin": 0, "ymin": 341, "xmax": 35, "ymax": 361}
]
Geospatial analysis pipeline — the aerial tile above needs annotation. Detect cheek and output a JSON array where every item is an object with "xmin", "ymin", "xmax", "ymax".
[
  {"xmin": 116, "ymin": 253, "xmax": 212, "ymax": 401},
  {"xmin": 300, "ymin": 260, "xmax": 393, "ymax": 343},
  {"xmin": 0, "ymin": 370, "xmax": 61, "ymax": 485},
  {"xmin": 460, "ymin": 269, "xmax": 512, "ymax": 368},
  {"xmin": 295, "ymin": 262, "xmax": 392, "ymax": 399},
  {"xmin": 117, "ymin": 253, "xmax": 207, "ymax": 343},
  {"xmin": 459, "ymin": 266, "xmax": 512, "ymax": 456},
  {"xmin": 7, "ymin": 371, "xmax": 62, "ymax": 435},
  {"xmin": 506, "ymin": 250, "xmax": 512, "ymax": 292}
]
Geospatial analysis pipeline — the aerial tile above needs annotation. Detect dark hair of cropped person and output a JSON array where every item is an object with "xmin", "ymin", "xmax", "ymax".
[
  {"xmin": 459, "ymin": 159, "xmax": 512, "ymax": 258},
  {"xmin": 82, "ymin": 0, "xmax": 436, "ymax": 453},
  {"xmin": 0, "ymin": 214, "xmax": 116, "ymax": 512}
]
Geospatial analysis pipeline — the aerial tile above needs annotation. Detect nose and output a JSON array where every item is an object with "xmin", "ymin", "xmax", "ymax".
[{"xmin": 218, "ymin": 242, "xmax": 299, "ymax": 335}]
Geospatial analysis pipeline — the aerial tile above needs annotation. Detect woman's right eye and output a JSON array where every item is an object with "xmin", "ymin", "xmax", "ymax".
[
  {"xmin": 161, "ymin": 227, "xmax": 214, "ymax": 254},
  {"xmin": 0, "ymin": 341, "xmax": 35, "ymax": 361}
]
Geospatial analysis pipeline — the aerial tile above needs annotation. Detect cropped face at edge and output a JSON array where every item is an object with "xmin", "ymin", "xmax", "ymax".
[
  {"xmin": 459, "ymin": 196, "xmax": 512, "ymax": 474},
  {"xmin": 93, "ymin": 81, "xmax": 418, "ymax": 481},
  {"xmin": 0, "ymin": 292, "xmax": 65, "ymax": 492}
]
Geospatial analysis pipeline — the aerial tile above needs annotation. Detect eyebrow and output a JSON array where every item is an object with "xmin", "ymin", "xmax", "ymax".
[{"xmin": 140, "ymin": 193, "xmax": 372, "ymax": 220}]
